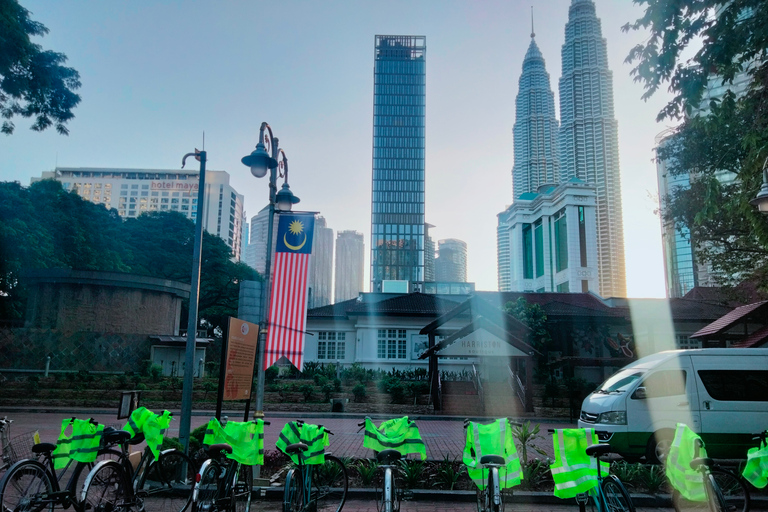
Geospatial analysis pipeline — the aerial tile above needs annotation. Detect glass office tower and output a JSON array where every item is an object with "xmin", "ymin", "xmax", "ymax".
[{"xmin": 370, "ymin": 35, "xmax": 427, "ymax": 291}]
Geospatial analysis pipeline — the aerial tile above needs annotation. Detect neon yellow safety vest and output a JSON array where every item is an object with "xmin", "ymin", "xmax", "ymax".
[
  {"xmin": 276, "ymin": 421, "xmax": 328, "ymax": 465},
  {"xmin": 551, "ymin": 428, "xmax": 609, "ymax": 499},
  {"xmin": 203, "ymin": 418, "xmax": 265, "ymax": 466},
  {"xmin": 462, "ymin": 419, "xmax": 522, "ymax": 490},
  {"xmin": 665, "ymin": 423, "xmax": 707, "ymax": 502},
  {"xmin": 363, "ymin": 416, "xmax": 426, "ymax": 460},
  {"xmin": 124, "ymin": 407, "xmax": 173, "ymax": 460},
  {"xmin": 742, "ymin": 438, "xmax": 768, "ymax": 489},
  {"xmin": 51, "ymin": 418, "xmax": 105, "ymax": 469}
]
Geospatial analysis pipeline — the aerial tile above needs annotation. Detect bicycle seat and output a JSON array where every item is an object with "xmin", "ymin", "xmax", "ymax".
[
  {"xmin": 32, "ymin": 443, "xmax": 57, "ymax": 454},
  {"xmin": 285, "ymin": 442, "xmax": 309, "ymax": 455},
  {"xmin": 690, "ymin": 457, "xmax": 713, "ymax": 471},
  {"xmin": 102, "ymin": 429, "xmax": 132, "ymax": 445},
  {"xmin": 129, "ymin": 432, "xmax": 145, "ymax": 445},
  {"xmin": 208, "ymin": 444, "xmax": 233, "ymax": 456},
  {"xmin": 480, "ymin": 454, "xmax": 505, "ymax": 465},
  {"xmin": 585, "ymin": 443, "xmax": 612, "ymax": 457},
  {"xmin": 376, "ymin": 449, "xmax": 402, "ymax": 465}
]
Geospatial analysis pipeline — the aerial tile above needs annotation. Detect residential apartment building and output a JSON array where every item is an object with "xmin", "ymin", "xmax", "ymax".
[{"xmin": 334, "ymin": 231, "xmax": 365, "ymax": 302}]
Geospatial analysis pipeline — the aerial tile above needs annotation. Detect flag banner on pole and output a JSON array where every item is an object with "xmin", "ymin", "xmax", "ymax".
[{"xmin": 265, "ymin": 213, "xmax": 315, "ymax": 371}]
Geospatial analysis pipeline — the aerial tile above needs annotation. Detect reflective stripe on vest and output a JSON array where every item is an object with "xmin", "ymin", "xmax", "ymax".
[
  {"xmin": 275, "ymin": 421, "xmax": 328, "ymax": 465},
  {"xmin": 665, "ymin": 423, "xmax": 707, "ymax": 502},
  {"xmin": 742, "ymin": 440, "xmax": 768, "ymax": 489},
  {"xmin": 203, "ymin": 418, "xmax": 266, "ymax": 466},
  {"xmin": 551, "ymin": 428, "xmax": 607, "ymax": 499},
  {"xmin": 462, "ymin": 419, "xmax": 522, "ymax": 490},
  {"xmin": 125, "ymin": 408, "xmax": 172, "ymax": 460},
  {"xmin": 363, "ymin": 416, "xmax": 426, "ymax": 460},
  {"xmin": 51, "ymin": 418, "xmax": 104, "ymax": 469}
]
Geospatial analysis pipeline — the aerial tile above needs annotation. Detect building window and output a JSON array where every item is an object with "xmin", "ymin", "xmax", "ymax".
[
  {"xmin": 554, "ymin": 209, "xmax": 568, "ymax": 272},
  {"xmin": 534, "ymin": 220, "xmax": 544, "ymax": 278},
  {"xmin": 578, "ymin": 206, "xmax": 587, "ymax": 267},
  {"xmin": 377, "ymin": 329, "xmax": 406, "ymax": 360},
  {"xmin": 317, "ymin": 332, "xmax": 346, "ymax": 360},
  {"xmin": 676, "ymin": 335, "xmax": 701, "ymax": 350},
  {"xmin": 557, "ymin": 282, "xmax": 570, "ymax": 292},
  {"xmin": 522, "ymin": 224, "xmax": 533, "ymax": 279}
]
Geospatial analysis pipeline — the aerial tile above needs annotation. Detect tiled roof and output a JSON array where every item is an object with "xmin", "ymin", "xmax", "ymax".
[
  {"xmin": 475, "ymin": 291, "xmax": 625, "ymax": 318},
  {"xmin": 665, "ymin": 299, "xmax": 733, "ymax": 321},
  {"xmin": 691, "ymin": 300, "xmax": 768, "ymax": 339},
  {"xmin": 732, "ymin": 325, "xmax": 768, "ymax": 348},
  {"xmin": 307, "ymin": 298, "xmax": 360, "ymax": 318},
  {"xmin": 347, "ymin": 293, "xmax": 459, "ymax": 316}
]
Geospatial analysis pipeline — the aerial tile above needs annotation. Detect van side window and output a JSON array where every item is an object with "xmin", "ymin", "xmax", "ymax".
[
  {"xmin": 698, "ymin": 370, "xmax": 768, "ymax": 402},
  {"xmin": 639, "ymin": 370, "xmax": 687, "ymax": 398}
]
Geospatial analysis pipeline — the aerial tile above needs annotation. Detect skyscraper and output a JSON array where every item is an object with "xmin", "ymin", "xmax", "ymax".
[
  {"xmin": 370, "ymin": 35, "xmax": 426, "ymax": 291},
  {"xmin": 435, "ymin": 239, "xmax": 468, "ymax": 282},
  {"xmin": 558, "ymin": 0, "xmax": 626, "ymax": 297},
  {"xmin": 308, "ymin": 216, "xmax": 334, "ymax": 308},
  {"xmin": 334, "ymin": 230, "xmax": 365, "ymax": 302},
  {"xmin": 512, "ymin": 27, "xmax": 560, "ymax": 199}
]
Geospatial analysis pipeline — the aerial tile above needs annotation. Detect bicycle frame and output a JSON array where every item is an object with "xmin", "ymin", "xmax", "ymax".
[{"xmin": 380, "ymin": 463, "xmax": 397, "ymax": 512}]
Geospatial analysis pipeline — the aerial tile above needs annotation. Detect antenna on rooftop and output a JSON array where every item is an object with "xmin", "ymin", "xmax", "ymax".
[{"xmin": 531, "ymin": 6, "xmax": 535, "ymax": 38}]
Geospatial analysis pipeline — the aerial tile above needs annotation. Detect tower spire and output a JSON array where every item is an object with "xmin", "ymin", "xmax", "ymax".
[{"xmin": 531, "ymin": 6, "xmax": 535, "ymax": 38}]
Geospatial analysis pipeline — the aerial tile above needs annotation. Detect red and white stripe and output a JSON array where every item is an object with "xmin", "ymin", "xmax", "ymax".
[{"xmin": 264, "ymin": 251, "xmax": 311, "ymax": 370}]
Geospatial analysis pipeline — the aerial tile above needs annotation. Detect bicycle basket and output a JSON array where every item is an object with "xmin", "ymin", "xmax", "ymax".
[{"xmin": 5, "ymin": 431, "xmax": 37, "ymax": 464}]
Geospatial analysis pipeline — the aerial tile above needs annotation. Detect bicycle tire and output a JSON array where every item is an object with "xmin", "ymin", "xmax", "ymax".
[
  {"xmin": 475, "ymin": 482, "xmax": 488, "ymax": 512},
  {"xmin": 0, "ymin": 459, "xmax": 54, "ymax": 512},
  {"xmin": 488, "ymin": 468, "xmax": 501, "ymax": 512},
  {"xmin": 283, "ymin": 468, "xmax": 302, "ymax": 512},
  {"xmin": 69, "ymin": 449, "xmax": 125, "ymax": 502},
  {"xmin": 193, "ymin": 460, "xmax": 221, "ymax": 512},
  {"xmin": 231, "ymin": 465, "xmax": 251, "ymax": 512},
  {"xmin": 81, "ymin": 460, "xmax": 130, "ymax": 512},
  {"xmin": 312, "ymin": 455, "xmax": 347, "ymax": 512},
  {"xmin": 138, "ymin": 449, "xmax": 195, "ymax": 512},
  {"xmin": 710, "ymin": 468, "xmax": 749, "ymax": 512},
  {"xmin": 601, "ymin": 475, "xmax": 635, "ymax": 512},
  {"xmin": 707, "ymin": 472, "xmax": 727, "ymax": 512}
]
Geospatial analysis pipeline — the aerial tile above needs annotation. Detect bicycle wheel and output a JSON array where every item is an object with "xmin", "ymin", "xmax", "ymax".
[
  {"xmin": 706, "ymin": 473, "xmax": 727, "ymax": 512},
  {"xmin": 192, "ymin": 460, "xmax": 221, "ymax": 512},
  {"xmin": 0, "ymin": 460, "xmax": 54, "ymax": 512},
  {"xmin": 601, "ymin": 475, "xmax": 635, "ymax": 512},
  {"xmin": 710, "ymin": 468, "xmax": 749, "ymax": 512},
  {"xmin": 231, "ymin": 465, "xmax": 251, "ymax": 512},
  {"xmin": 487, "ymin": 468, "xmax": 500, "ymax": 512},
  {"xmin": 139, "ymin": 450, "xmax": 195, "ymax": 512},
  {"xmin": 81, "ymin": 460, "xmax": 130, "ymax": 512},
  {"xmin": 312, "ymin": 455, "xmax": 347, "ymax": 512},
  {"xmin": 283, "ymin": 468, "xmax": 302, "ymax": 512}
]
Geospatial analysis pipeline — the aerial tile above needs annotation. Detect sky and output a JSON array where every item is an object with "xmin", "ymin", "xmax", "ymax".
[{"xmin": 1, "ymin": 0, "xmax": 678, "ymax": 298}]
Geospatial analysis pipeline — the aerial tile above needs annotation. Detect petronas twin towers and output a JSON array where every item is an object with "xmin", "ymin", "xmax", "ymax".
[{"xmin": 500, "ymin": 0, "xmax": 626, "ymax": 298}]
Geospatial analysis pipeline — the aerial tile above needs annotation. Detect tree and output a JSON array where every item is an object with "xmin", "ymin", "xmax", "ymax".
[
  {"xmin": 503, "ymin": 297, "xmax": 553, "ymax": 377},
  {"xmin": 625, "ymin": 1, "xmax": 768, "ymax": 289},
  {"xmin": 1, "ymin": 0, "xmax": 81, "ymax": 134}
]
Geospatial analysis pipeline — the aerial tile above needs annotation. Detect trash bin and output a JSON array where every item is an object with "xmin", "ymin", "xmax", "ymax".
[{"xmin": 330, "ymin": 398, "xmax": 348, "ymax": 413}]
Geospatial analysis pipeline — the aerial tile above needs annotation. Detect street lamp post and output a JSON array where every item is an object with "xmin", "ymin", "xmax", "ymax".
[
  {"xmin": 750, "ymin": 158, "xmax": 768, "ymax": 214},
  {"xmin": 241, "ymin": 122, "xmax": 300, "ymax": 418}
]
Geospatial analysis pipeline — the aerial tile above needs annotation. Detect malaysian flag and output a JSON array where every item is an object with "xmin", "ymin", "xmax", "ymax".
[{"xmin": 264, "ymin": 213, "xmax": 315, "ymax": 370}]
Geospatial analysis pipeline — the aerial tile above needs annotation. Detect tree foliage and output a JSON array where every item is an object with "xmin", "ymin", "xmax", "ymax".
[
  {"xmin": 0, "ymin": 0, "xmax": 81, "ymax": 134},
  {"xmin": 0, "ymin": 180, "xmax": 259, "ymax": 331},
  {"xmin": 503, "ymin": 297, "xmax": 553, "ymax": 373},
  {"xmin": 625, "ymin": 1, "xmax": 768, "ymax": 290}
]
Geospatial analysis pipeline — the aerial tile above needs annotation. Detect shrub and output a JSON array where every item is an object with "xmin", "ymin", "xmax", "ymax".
[
  {"xmin": 636, "ymin": 464, "xmax": 666, "ymax": 494},
  {"xmin": 333, "ymin": 377, "xmax": 342, "ymax": 392},
  {"xmin": 302, "ymin": 361, "xmax": 321, "ymax": 379},
  {"xmin": 299, "ymin": 383, "xmax": 314, "ymax": 402},
  {"xmin": 160, "ymin": 436, "xmax": 184, "ymax": 452},
  {"xmin": 356, "ymin": 459, "xmax": 379, "ymax": 486},
  {"xmin": 511, "ymin": 422, "xmax": 547, "ymax": 465},
  {"xmin": 352, "ymin": 384, "xmax": 367, "ymax": 402},
  {"xmin": 433, "ymin": 455, "xmax": 462, "ymax": 490},
  {"xmin": 398, "ymin": 459, "xmax": 425, "ymax": 489},
  {"xmin": 264, "ymin": 366, "xmax": 279, "ymax": 384},
  {"xmin": 519, "ymin": 459, "xmax": 551, "ymax": 491},
  {"xmin": 314, "ymin": 374, "xmax": 328, "ymax": 386},
  {"xmin": 149, "ymin": 364, "xmax": 163, "ymax": 382},
  {"xmin": 388, "ymin": 381, "xmax": 406, "ymax": 404},
  {"xmin": 321, "ymin": 382, "xmax": 335, "ymax": 401},
  {"xmin": 189, "ymin": 424, "xmax": 208, "ymax": 453}
]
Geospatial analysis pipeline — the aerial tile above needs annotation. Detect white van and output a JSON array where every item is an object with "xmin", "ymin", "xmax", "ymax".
[{"xmin": 577, "ymin": 348, "xmax": 768, "ymax": 462}]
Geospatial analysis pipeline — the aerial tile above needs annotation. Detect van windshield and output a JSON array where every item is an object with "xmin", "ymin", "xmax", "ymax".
[{"xmin": 595, "ymin": 369, "xmax": 645, "ymax": 394}]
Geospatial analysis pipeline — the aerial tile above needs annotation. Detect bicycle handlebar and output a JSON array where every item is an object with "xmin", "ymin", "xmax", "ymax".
[
  {"xmin": 547, "ymin": 429, "xmax": 611, "ymax": 437},
  {"xmin": 463, "ymin": 418, "xmax": 523, "ymax": 429},
  {"xmin": 752, "ymin": 431, "xmax": 768, "ymax": 443},
  {"xmin": 295, "ymin": 419, "xmax": 333, "ymax": 435}
]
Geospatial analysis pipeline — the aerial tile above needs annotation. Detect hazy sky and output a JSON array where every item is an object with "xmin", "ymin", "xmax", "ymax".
[{"xmin": 1, "ymin": 0, "xmax": 677, "ymax": 298}]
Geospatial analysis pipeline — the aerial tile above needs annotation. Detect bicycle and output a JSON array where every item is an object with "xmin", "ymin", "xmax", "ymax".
[
  {"xmin": 192, "ymin": 417, "xmax": 270, "ymax": 512},
  {"xmin": 464, "ymin": 418, "xmax": 523, "ymax": 512},
  {"xmin": 549, "ymin": 428, "xmax": 635, "ymax": 512},
  {"xmin": 671, "ymin": 437, "xmax": 749, "ymax": 512},
  {"xmin": 0, "ymin": 417, "xmax": 37, "ymax": 475},
  {"xmin": 89, "ymin": 424, "xmax": 195, "ymax": 512},
  {"xmin": 282, "ymin": 420, "xmax": 348, "ymax": 512},
  {"xmin": 0, "ymin": 418, "xmax": 111, "ymax": 512},
  {"xmin": 358, "ymin": 417, "xmax": 425, "ymax": 512}
]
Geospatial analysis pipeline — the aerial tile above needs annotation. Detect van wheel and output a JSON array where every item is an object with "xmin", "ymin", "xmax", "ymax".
[{"xmin": 646, "ymin": 430, "xmax": 674, "ymax": 464}]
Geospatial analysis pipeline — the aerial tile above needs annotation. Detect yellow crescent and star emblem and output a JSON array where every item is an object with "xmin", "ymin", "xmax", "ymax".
[{"xmin": 284, "ymin": 219, "xmax": 307, "ymax": 251}]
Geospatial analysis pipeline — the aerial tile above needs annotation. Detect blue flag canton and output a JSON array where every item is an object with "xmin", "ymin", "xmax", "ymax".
[{"xmin": 275, "ymin": 214, "xmax": 315, "ymax": 254}]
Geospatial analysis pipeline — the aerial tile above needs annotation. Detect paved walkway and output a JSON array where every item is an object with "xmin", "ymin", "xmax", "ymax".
[
  {"xmin": 4, "ymin": 411, "xmax": 568, "ymax": 460},
  {"xmin": 255, "ymin": 499, "xmax": 673, "ymax": 511}
]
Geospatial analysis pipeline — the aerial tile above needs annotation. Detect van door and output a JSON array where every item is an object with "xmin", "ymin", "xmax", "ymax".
[
  {"xmin": 626, "ymin": 356, "xmax": 700, "ymax": 457},
  {"xmin": 692, "ymin": 354, "xmax": 768, "ymax": 458}
]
